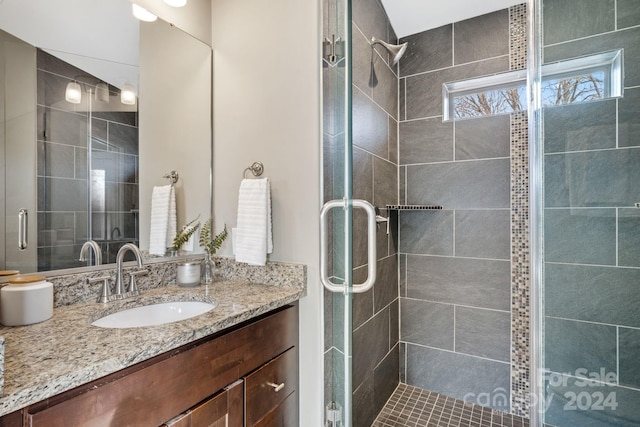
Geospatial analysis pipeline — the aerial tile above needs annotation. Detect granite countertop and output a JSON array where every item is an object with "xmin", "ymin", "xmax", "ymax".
[{"xmin": 0, "ymin": 279, "xmax": 305, "ymax": 417}]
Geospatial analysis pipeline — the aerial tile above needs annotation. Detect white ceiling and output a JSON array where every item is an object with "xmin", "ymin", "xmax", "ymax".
[
  {"xmin": 381, "ymin": 0, "xmax": 525, "ymax": 38},
  {"xmin": 0, "ymin": 0, "xmax": 139, "ymax": 90}
]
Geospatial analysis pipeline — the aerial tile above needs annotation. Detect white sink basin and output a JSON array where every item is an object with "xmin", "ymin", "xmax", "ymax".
[{"xmin": 92, "ymin": 301, "xmax": 215, "ymax": 329}]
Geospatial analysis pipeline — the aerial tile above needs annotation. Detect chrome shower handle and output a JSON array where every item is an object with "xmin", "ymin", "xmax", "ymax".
[
  {"xmin": 320, "ymin": 199, "xmax": 377, "ymax": 294},
  {"xmin": 18, "ymin": 208, "xmax": 28, "ymax": 250},
  {"xmin": 351, "ymin": 199, "xmax": 377, "ymax": 293}
]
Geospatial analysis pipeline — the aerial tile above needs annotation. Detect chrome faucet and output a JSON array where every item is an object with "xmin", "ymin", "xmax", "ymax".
[
  {"xmin": 114, "ymin": 243, "xmax": 144, "ymax": 296},
  {"xmin": 79, "ymin": 240, "xmax": 102, "ymax": 266},
  {"xmin": 110, "ymin": 226, "xmax": 122, "ymax": 240}
]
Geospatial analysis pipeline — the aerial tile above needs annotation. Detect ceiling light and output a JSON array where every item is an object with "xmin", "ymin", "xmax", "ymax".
[
  {"xmin": 121, "ymin": 84, "xmax": 137, "ymax": 105},
  {"xmin": 132, "ymin": 3, "xmax": 157, "ymax": 22},
  {"xmin": 65, "ymin": 81, "xmax": 82, "ymax": 104},
  {"xmin": 163, "ymin": 0, "xmax": 187, "ymax": 6}
]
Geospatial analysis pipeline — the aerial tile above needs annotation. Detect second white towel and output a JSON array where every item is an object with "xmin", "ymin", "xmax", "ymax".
[
  {"xmin": 149, "ymin": 185, "xmax": 177, "ymax": 256},
  {"xmin": 235, "ymin": 178, "xmax": 272, "ymax": 266}
]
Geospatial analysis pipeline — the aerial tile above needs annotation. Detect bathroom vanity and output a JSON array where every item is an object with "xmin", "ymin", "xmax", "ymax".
[{"xmin": 0, "ymin": 263, "xmax": 305, "ymax": 427}]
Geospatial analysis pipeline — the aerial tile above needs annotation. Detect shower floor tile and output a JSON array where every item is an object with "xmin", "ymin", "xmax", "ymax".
[{"xmin": 371, "ymin": 383, "xmax": 529, "ymax": 427}]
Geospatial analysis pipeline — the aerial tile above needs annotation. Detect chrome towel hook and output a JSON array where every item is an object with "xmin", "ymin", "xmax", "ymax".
[{"xmin": 243, "ymin": 162, "xmax": 264, "ymax": 179}]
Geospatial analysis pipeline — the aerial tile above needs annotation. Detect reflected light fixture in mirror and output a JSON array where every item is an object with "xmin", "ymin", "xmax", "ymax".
[
  {"xmin": 132, "ymin": 3, "xmax": 157, "ymax": 22},
  {"xmin": 121, "ymin": 83, "xmax": 137, "ymax": 105},
  {"xmin": 163, "ymin": 0, "xmax": 187, "ymax": 6},
  {"xmin": 65, "ymin": 81, "xmax": 82, "ymax": 104},
  {"xmin": 95, "ymin": 82, "xmax": 110, "ymax": 103}
]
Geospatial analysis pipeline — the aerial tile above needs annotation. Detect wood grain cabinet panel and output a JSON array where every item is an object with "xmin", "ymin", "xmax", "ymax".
[
  {"xmin": 254, "ymin": 392, "xmax": 298, "ymax": 427},
  {"xmin": 245, "ymin": 347, "xmax": 298, "ymax": 426},
  {"xmin": 163, "ymin": 380, "xmax": 244, "ymax": 427}
]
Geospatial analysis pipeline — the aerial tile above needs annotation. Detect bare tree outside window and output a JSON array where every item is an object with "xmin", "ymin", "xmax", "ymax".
[
  {"xmin": 454, "ymin": 86, "xmax": 526, "ymax": 119},
  {"xmin": 541, "ymin": 72, "xmax": 604, "ymax": 106},
  {"xmin": 452, "ymin": 72, "xmax": 605, "ymax": 120}
]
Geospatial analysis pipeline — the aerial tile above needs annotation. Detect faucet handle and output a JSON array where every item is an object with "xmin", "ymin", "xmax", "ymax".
[
  {"xmin": 88, "ymin": 275, "xmax": 113, "ymax": 304},
  {"xmin": 127, "ymin": 269, "xmax": 149, "ymax": 294}
]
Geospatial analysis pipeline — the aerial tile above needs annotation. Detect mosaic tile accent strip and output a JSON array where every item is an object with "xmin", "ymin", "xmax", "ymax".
[
  {"xmin": 510, "ymin": 111, "xmax": 530, "ymax": 418},
  {"xmin": 509, "ymin": 2, "xmax": 531, "ymax": 419},
  {"xmin": 509, "ymin": 3, "xmax": 528, "ymax": 71},
  {"xmin": 372, "ymin": 383, "xmax": 530, "ymax": 427}
]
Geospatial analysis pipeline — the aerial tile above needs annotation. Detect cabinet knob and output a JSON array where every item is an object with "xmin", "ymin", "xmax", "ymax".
[{"xmin": 266, "ymin": 381, "xmax": 285, "ymax": 392}]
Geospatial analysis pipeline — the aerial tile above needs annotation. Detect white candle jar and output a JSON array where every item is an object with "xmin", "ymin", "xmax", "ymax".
[{"xmin": 176, "ymin": 261, "xmax": 201, "ymax": 287}]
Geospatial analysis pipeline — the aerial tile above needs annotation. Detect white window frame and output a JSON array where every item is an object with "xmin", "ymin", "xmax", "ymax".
[{"xmin": 442, "ymin": 49, "xmax": 624, "ymax": 121}]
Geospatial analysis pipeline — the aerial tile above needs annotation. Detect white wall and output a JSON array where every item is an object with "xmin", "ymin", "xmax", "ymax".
[
  {"xmin": 211, "ymin": 0, "xmax": 322, "ymax": 424},
  {"xmin": 139, "ymin": 19, "xmax": 212, "ymax": 252}
]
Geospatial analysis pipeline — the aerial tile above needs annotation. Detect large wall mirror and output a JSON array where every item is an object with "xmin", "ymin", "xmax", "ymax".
[{"xmin": 0, "ymin": 0, "xmax": 212, "ymax": 274}]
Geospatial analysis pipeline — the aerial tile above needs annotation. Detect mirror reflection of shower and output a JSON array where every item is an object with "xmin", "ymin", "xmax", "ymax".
[
  {"xmin": 369, "ymin": 37, "xmax": 407, "ymax": 87},
  {"xmin": 36, "ymin": 51, "xmax": 140, "ymax": 271}
]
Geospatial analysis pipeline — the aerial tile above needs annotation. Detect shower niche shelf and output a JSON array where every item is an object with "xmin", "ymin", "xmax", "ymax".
[
  {"xmin": 374, "ymin": 205, "xmax": 443, "ymax": 235},
  {"xmin": 385, "ymin": 204, "xmax": 443, "ymax": 210}
]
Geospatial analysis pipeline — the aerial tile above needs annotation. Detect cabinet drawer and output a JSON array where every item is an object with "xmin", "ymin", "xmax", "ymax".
[
  {"xmin": 254, "ymin": 392, "xmax": 298, "ymax": 427},
  {"xmin": 245, "ymin": 347, "xmax": 297, "ymax": 425},
  {"xmin": 26, "ymin": 305, "xmax": 297, "ymax": 427}
]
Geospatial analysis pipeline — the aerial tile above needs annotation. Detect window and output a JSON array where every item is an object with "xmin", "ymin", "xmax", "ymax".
[{"xmin": 443, "ymin": 49, "xmax": 623, "ymax": 121}]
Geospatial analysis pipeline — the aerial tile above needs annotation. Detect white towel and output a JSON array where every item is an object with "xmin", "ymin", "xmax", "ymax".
[
  {"xmin": 149, "ymin": 185, "xmax": 177, "ymax": 256},
  {"xmin": 235, "ymin": 178, "xmax": 273, "ymax": 266}
]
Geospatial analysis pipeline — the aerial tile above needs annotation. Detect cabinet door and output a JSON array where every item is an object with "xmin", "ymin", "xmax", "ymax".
[
  {"xmin": 190, "ymin": 390, "xmax": 228, "ymax": 427},
  {"xmin": 245, "ymin": 347, "xmax": 297, "ymax": 426},
  {"xmin": 163, "ymin": 380, "xmax": 244, "ymax": 427},
  {"xmin": 254, "ymin": 392, "xmax": 297, "ymax": 427}
]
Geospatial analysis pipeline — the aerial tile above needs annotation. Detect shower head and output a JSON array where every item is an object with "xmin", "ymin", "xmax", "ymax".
[{"xmin": 370, "ymin": 37, "xmax": 408, "ymax": 66}]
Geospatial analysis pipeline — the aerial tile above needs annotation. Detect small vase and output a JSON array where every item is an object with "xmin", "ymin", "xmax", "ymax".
[{"xmin": 201, "ymin": 254, "xmax": 215, "ymax": 284}]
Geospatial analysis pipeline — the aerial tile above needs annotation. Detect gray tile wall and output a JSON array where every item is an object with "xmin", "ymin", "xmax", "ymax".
[
  {"xmin": 36, "ymin": 50, "xmax": 139, "ymax": 270},
  {"xmin": 397, "ymin": 8, "xmax": 513, "ymax": 413},
  {"xmin": 542, "ymin": 1, "xmax": 640, "ymax": 425},
  {"xmin": 351, "ymin": 0, "xmax": 400, "ymax": 425}
]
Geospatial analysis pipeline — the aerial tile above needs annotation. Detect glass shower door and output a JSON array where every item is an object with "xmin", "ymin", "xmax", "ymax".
[
  {"xmin": 320, "ymin": 0, "xmax": 383, "ymax": 423},
  {"xmin": 535, "ymin": 0, "xmax": 640, "ymax": 425},
  {"xmin": 321, "ymin": 0, "xmax": 354, "ymax": 424}
]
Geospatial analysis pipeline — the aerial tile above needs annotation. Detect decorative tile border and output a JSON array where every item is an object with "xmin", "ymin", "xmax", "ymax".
[
  {"xmin": 509, "ymin": 3, "xmax": 530, "ymax": 418},
  {"xmin": 509, "ymin": 3, "xmax": 528, "ymax": 72},
  {"xmin": 510, "ymin": 111, "xmax": 530, "ymax": 418}
]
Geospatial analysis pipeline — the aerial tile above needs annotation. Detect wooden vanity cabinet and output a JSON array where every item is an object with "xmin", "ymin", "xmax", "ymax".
[{"xmin": 1, "ymin": 303, "xmax": 298, "ymax": 427}]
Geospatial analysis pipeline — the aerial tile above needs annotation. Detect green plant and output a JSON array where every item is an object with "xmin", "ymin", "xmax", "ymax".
[
  {"xmin": 171, "ymin": 216, "xmax": 200, "ymax": 251},
  {"xmin": 199, "ymin": 219, "xmax": 227, "ymax": 255}
]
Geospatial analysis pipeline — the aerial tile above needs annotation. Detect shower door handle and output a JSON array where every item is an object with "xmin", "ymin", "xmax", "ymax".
[
  {"xmin": 18, "ymin": 208, "xmax": 28, "ymax": 250},
  {"xmin": 320, "ymin": 199, "xmax": 377, "ymax": 294}
]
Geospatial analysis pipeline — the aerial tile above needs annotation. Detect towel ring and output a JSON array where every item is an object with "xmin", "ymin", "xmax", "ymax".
[
  {"xmin": 163, "ymin": 171, "xmax": 179, "ymax": 185},
  {"xmin": 243, "ymin": 162, "xmax": 264, "ymax": 179}
]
